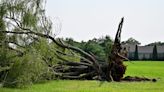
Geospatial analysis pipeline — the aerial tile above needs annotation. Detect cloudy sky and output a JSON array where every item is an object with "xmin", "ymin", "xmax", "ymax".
[{"xmin": 46, "ymin": 0, "xmax": 164, "ymax": 45}]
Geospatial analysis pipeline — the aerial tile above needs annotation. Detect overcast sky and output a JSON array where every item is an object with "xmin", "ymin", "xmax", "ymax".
[{"xmin": 46, "ymin": 0, "xmax": 164, "ymax": 45}]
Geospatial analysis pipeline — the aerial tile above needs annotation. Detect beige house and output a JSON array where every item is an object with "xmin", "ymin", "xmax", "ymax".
[{"xmin": 122, "ymin": 44, "xmax": 164, "ymax": 60}]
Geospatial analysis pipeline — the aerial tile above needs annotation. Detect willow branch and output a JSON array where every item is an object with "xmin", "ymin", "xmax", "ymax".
[
  {"xmin": 4, "ymin": 41, "xmax": 25, "ymax": 48},
  {"xmin": 1, "ymin": 30, "xmax": 103, "ymax": 79}
]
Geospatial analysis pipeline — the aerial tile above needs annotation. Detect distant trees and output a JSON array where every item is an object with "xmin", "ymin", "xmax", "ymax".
[
  {"xmin": 64, "ymin": 36, "xmax": 113, "ymax": 61},
  {"xmin": 122, "ymin": 37, "xmax": 141, "ymax": 45},
  {"xmin": 146, "ymin": 41, "xmax": 164, "ymax": 46},
  {"xmin": 98, "ymin": 36, "xmax": 113, "ymax": 60}
]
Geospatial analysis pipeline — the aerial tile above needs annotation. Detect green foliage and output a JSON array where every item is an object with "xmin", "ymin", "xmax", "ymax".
[
  {"xmin": 62, "ymin": 49, "xmax": 81, "ymax": 62},
  {"xmin": 4, "ymin": 50, "xmax": 51, "ymax": 88},
  {"xmin": 98, "ymin": 36, "xmax": 113, "ymax": 60},
  {"xmin": 22, "ymin": 11, "xmax": 37, "ymax": 27},
  {"xmin": 0, "ymin": 0, "xmax": 57, "ymax": 88},
  {"xmin": 122, "ymin": 37, "xmax": 141, "ymax": 45},
  {"xmin": 0, "ymin": 47, "xmax": 16, "ymax": 83},
  {"xmin": 0, "ymin": 0, "xmax": 52, "ymax": 44},
  {"xmin": 65, "ymin": 36, "xmax": 113, "ymax": 62},
  {"xmin": 0, "ymin": 3, "xmax": 7, "ymax": 18},
  {"xmin": 0, "ymin": 18, "xmax": 5, "ymax": 31},
  {"xmin": 0, "ymin": 9, "xmax": 6, "ymax": 40},
  {"xmin": 0, "ymin": 37, "xmax": 80, "ymax": 88},
  {"xmin": 84, "ymin": 40, "xmax": 106, "ymax": 60},
  {"xmin": 0, "ymin": 48, "xmax": 10, "ymax": 68}
]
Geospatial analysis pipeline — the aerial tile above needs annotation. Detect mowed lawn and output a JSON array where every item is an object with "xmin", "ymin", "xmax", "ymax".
[{"xmin": 0, "ymin": 61, "xmax": 164, "ymax": 92}]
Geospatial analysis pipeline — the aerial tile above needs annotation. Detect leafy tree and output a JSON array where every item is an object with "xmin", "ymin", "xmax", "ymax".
[
  {"xmin": 65, "ymin": 38, "xmax": 75, "ymax": 45},
  {"xmin": 98, "ymin": 36, "xmax": 113, "ymax": 60},
  {"xmin": 64, "ymin": 36, "xmax": 113, "ymax": 62},
  {"xmin": 0, "ymin": 0, "xmax": 80, "ymax": 87},
  {"xmin": 0, "ymin": 0, "xmax": 58, "ymax": 87},
  {"xmin": 82, "ymin": 40, "xmax": 105, "ymax": 60}
]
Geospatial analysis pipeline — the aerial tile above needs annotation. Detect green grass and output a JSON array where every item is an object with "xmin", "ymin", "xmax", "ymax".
[{"xmin": 0, "ymin": 61, "xmax": 164, "ymax": 92}]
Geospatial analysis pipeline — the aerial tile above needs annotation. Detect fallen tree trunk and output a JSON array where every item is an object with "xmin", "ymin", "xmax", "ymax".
[
  {"xmin": 1, "ymin": 17, "xmax": 156, "ymax": 82},
  {"xmin": 52, "ymin": 18, "xmax": 126, "ymax": 81},
  {"xmin": 53, "ymin": 18, "xmax": 156, "ymax": 82}
]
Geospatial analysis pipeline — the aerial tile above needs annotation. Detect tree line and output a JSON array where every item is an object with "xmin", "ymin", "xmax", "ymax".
[
  {"xmin": 65, "ymin": 37, "xmax": 164, "ymax": 61},
  {"xmin": 64, "ymin": 36, "xmax": 113, "ymax": 62}
]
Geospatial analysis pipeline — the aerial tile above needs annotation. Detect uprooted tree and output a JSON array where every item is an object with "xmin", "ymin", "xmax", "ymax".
[
  {"xmin": 50, "ymin": 18, "xmax": 156, "ymax": 82},
  {"xmin": 1, "ymin": 15, "xmax": 154, "ymax": 82},
  {"xmin": 1, "ymin": 14, "xmax": 126, "ymax": 82},
  {"xmin": 52, "ymin": 18, "xmax": 127, "ymax": 81},
  {"xmin": 0, "ymin": 0, "xmax": 156, "ymax": 87}
]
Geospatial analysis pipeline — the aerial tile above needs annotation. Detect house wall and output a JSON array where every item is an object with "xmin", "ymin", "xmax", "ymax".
[
  {"xmin": 128, "ymin": 52, "xmax": 134, "ymax": 60},
  {"xmin": 138, "ymin": 53, "xmax": 152, "ymax": 60},
  {"xmin": 128, "ymin": 52, "xmax": 164, "ymax": 60},
  {"xmin": 158, "ymin": 53, "xmax": 164, "ymax": 60},
  {"xmin": 122, "ymin": 44, "xmax": 164, "ymax": 61}
]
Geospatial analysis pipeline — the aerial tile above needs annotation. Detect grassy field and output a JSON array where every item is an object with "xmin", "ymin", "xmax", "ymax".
[{"xmin": 0, "ymin": 61, "xmax": 164, "ymax": 92}]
